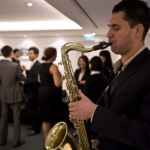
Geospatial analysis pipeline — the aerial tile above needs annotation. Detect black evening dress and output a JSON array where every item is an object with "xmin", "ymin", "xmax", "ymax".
[{"xmin": 38, "ymin": 63, "xmax": 63, "ymax": 123}]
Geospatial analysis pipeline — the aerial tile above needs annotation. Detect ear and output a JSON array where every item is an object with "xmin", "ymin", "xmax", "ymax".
[
  {"xmin": 10, "ymin": 52, "xmax": 13, "ymax": 58},
  {"xmin": 134, "ymin": 24, "xmax": 144, "ymax": 38},
  {"xmin": 35, "ymin": 53, "xmax": 38, "ymax": 58}
]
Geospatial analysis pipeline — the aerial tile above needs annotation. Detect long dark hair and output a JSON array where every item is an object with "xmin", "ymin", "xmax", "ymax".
[{"xmin": 99, "ymin": 50, "xmax": 113, "ymax": 69}]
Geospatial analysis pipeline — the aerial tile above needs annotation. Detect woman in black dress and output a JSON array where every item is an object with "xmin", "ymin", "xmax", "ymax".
[{"xmin": 38, "ymin": 47, "xmax": 64, "ymax": 140}]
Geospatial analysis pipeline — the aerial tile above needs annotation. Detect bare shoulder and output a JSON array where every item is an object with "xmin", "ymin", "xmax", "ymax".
[
  {"xmin": 50, "ymin": 63, "xmax": 59, "ymax": 73},
  {"xmin": 50, "ymin": 63, "xmax": 58, "ymax": 69}
]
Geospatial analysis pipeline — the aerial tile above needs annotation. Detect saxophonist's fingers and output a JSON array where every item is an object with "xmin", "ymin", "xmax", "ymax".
[{"xmin": 78, "ymin": 89, "xmax": 90, "ymax": 101}]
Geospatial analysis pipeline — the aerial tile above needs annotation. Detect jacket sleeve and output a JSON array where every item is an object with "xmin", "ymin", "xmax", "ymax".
[
  {"xmin": 16, "ymin": 65, "xmax": 26, "ymax": 82},
  {"xmin": 26, "ymin": 62, "xmax": 40, "ymax": 84},
  {"xmin": 83, "ymin": 77, "xmax": 91, "ymax": 98}
]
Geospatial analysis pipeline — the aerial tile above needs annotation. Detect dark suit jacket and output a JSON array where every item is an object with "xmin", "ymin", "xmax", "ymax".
[
  {"xmin": 0, "ymin": 60, "xmax": 26, "ymax": 104},
  {"xmin": 24, "ymin": 60, "xmax": 40, "ymax": 100},
  {"xmin": 12, "ymin": 57, "xmax": 21, "ymax": 65},
  {"xmin": 90, "ymin": 48, "xmax": 150, "ymax": 150},
  {"xmin": 74, "ymin": 68, "xmax": 90, "ymax": 90}
]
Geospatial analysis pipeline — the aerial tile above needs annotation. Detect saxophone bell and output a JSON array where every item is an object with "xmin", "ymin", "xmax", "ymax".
[
  {"xmin": 45, "ymin": 122, "xmax": 77, "ymax": 150},
  {"xmin": 93, "ymin": 41, "xmax": 112, "ymax": 50}
]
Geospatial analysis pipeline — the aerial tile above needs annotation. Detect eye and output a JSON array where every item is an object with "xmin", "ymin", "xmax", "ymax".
[{"xmin": 113, "ymin": 26, "xmax": 120, "ymax": 30}]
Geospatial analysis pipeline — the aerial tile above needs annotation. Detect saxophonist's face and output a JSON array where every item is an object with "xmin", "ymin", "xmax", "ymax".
[
  {"xmin": 107, "ymin": 11, "xmax": 134, "ymax": 56},
  {"xmin": 78, "ymin": 58, "xmax": 86, "ymax": 69}
]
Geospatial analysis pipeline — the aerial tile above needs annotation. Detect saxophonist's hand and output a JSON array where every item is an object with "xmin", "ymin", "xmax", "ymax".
[
  {"xmin": 68, "ymin": 90, "xmax": 97, "ymax": 120},
  {"xmin": 91, "ymin": 139, "xmax": 101, "ymax": 150}
]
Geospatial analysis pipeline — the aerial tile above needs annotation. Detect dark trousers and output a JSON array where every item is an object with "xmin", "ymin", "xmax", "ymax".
[
  {"xmin": 0, "ymin": 103, "xmax": 21, "ymax": 146},
  {"xmin": 27, "ymin": 99, "xmax": 41, "ymax": 132}
]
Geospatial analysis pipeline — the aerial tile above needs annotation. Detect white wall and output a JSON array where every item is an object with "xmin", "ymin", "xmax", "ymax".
[{"xmin": 0, "ymin": 34, "xmax": 150, "ymax": 89}]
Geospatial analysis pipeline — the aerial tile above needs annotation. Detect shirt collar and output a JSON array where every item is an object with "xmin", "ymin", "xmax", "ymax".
[
  {"xmin": 30, "ymin": 58, "xmax": 37, "ymax": 69},
  {"xmin": 31, "ymin": 58, "xmax": 37, "ymax": 65},
  {"xmin": 113, "ymin": 45, "xmax": 146, "ymax": 74},
  {"xmin": 4, "ymin": 58, "xmax": 12, "ymax": 61},
  {"xmin": 13, "ymin": 56, "xmax": 18, "ymax": 60},
  {"xmin": 91, "ymin": 71, "xmax": 100, "ymax": 75}
]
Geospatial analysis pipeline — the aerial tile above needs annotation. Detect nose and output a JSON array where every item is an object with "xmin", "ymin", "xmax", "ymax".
[{"xmin": 107, "ymin": 29, "xmax": 113, "ymax": 39}]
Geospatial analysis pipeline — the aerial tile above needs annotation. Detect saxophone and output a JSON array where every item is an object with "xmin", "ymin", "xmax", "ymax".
[{"xmin": 45, "ymin": 41, "xmax": 112, "ymax": 150}]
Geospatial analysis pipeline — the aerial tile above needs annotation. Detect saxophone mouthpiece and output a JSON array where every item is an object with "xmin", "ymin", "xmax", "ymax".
[{"xmin": 93, "ymin": 41, "xmax": 112, "ymax": 50}]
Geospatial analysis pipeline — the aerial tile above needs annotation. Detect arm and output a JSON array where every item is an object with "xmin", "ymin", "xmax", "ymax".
[
  {"xmin": 38, "ymin": 74, "xmax": 41, "ymax": 83},
  {"xmin": 16, "ymin": 65, "xmax": 26, "ymax": 82},
  {"xmin": 50, "ymin": 64, "xmax": 63, "ymax": 87},
  {"xmin": 83, "ymin": 77, "xmax": 91, "ymax": 98},
  {"xmin": 79, "ymin": 80, "xmax": 86, "ymax": 85},
  {"xmin": 26, "ymin": 62, "xmax": 40, "ymax": 84},
  {"xmin": 69, "ymin": 84, "xmax": 150, "ymax": 149},
  {"xmin": 80, "ymin": 71, "xmax": 90, "ymax": 85},
  {"xmin": 90, "ymin": 78, "xmax": 150, "ymax": 149}
]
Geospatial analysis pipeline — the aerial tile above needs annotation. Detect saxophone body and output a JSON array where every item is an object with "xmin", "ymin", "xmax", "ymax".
[{"xmin": 45, "ymin": 42, "xmax": 112, "ymax": 150}]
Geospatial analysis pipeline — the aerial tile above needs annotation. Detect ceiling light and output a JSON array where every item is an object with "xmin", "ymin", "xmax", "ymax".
[
  {"xmin": 23, "ymin": 35, "xmax": 26, "ymax": 37},
  {"xmin": 82, "ymin": 34, "xmax": 95, "ymax": 41},
  {"xmin": 27, "ymin": 3, "xmax": 33, "ymax": 7}
]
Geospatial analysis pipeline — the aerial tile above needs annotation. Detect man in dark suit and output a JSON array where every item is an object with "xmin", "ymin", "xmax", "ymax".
[
  {"xmin": 22, "ymin": 47, "xmax": 41, "ymax": 136},
  {"xmin": 12, "ymin": 48, "xmax": 26, "ymax": 104},
  {"xmin": 68, "ymin": 0, "xmax": 150, "ymax": 150},
  {"xmin": 12, "ymin": 48, "xmax": 21, "ymax": 65},
  {"xmin": 0, "ymin": 45, "xmax": 26, "ymax": 147}
]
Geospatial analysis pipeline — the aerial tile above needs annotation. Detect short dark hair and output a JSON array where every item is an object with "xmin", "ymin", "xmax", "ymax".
[
  {"xmin": 13, "ymin": 48, "xmax": 20, "ymax": 54},
  {"xmin": 28, "ymin": 47, "xmax": 39, "ymax": 55},
  {"xmin": 90, "ymin": 56, "xmax": 102, "ymax": 72},
  {"xmin": 42, "ymin": 47, "xmax": 57, "ymax": 61},
  {"xmin": 112, "ymin": 0, "xmax": 150, "ymax": 40},
  {"xmin": 1, "ymin": 45, "xmax": 12, "ymax": 57}
]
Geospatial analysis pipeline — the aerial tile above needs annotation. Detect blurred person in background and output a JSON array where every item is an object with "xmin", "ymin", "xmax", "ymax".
[
  {"xmin": 12, "ymin": 48, "xmax": 21, "ymax": 65},
  {"xmin": 74, "ymin": 55, "xmax": 90, "ymax": 90},
  {"xmin": 0, "ymin": 45, "xmax": 26, "ymax": 147},
  {"xmin": 12, "ymin": 48, "xmax": 26, "ymax": 104},
  {"xmin": 38, "ymin": 47, "xmax": 64, "ymax": 140},
  {"xmin": 83, "ymin": 56, "xmax": 107, "ymax": 104},
  {"xmin": 83, "ymin": 56, "xmax": 107, "ymax": 148},
  {"xmin": 73, "ymin": 55, "xmax": 90, "ymax": 137},
  {"xmin": 22, "ymin": 47, "xmax": 41, "ymax": 136},
  {"xmin": 99, "ymin": 50, "xmax": 113, "ymax": 83}
]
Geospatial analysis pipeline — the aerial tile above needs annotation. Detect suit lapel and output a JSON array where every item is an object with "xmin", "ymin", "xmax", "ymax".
[{"xmin": 106, "ymin": 48, "xmax": 150, "ymax": 107}]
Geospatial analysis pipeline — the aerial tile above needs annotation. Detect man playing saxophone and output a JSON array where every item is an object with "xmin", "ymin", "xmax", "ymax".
[{"xmin": 69, "ymin": 0, "xmax": 150, "ymax": 149}]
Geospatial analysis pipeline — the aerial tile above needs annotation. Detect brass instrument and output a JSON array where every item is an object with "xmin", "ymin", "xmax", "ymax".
[{"xmin": 45, "ymin": 41, "xmax": 112, "ymax": 150}]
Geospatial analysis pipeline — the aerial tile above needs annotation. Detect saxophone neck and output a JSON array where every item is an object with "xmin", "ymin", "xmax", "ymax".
[{"xmin": 61, "ymin": 41, "xmax": 112, "ymax": 54}]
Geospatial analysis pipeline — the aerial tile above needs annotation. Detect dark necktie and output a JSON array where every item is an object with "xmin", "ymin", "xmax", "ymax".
[
  {"xmin": 109, "ymin": 69, "xmax": 122, "ymax": 95},
  {"xmin": 96, "ymin": 67, "xmax": 122, "ymax": 105}
]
